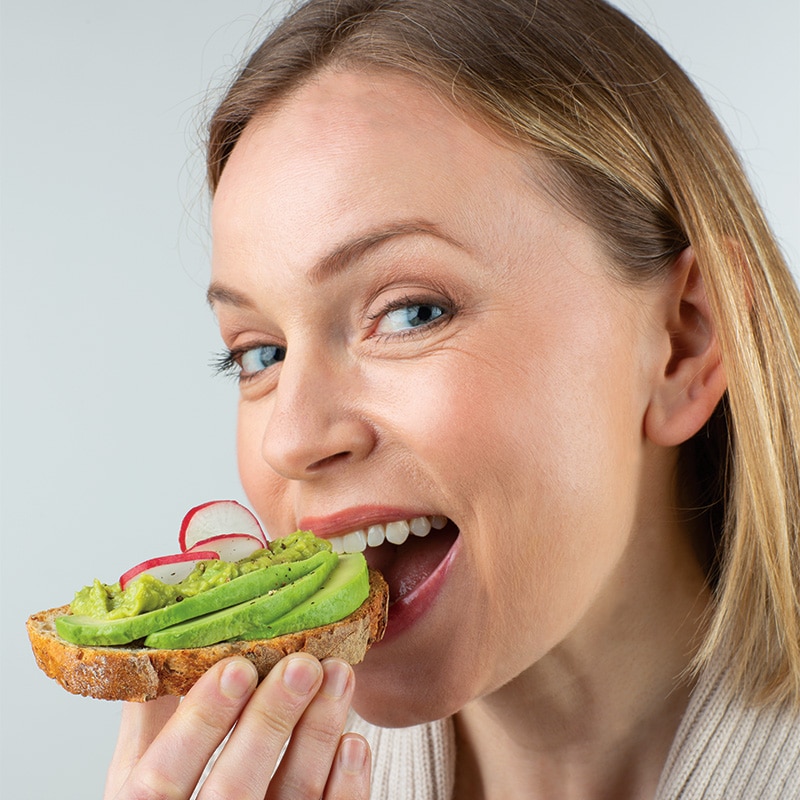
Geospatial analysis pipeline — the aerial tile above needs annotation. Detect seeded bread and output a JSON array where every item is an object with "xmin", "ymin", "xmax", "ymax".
[{"xmin": 26, "ymin": 569, "xmax": 388, "ymax": 702}]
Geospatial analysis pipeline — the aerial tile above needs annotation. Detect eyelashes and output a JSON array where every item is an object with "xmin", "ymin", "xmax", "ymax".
[
  {"xmin": 211, "ymin": 349, "xmax": 239, "ymax": 380},
  {"xmin": 211, "ymin": 344, "xmax": 287, "ymax": 382},
  {"xmin": 213, "ymin": 295, "xmax": 456, "ymax": 383},
  {"xmin": 368, "ymin": 296, "xmax": 451, "ymax": 337}
]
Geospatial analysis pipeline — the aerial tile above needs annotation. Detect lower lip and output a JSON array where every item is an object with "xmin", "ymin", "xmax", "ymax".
[{"xmin": 377, "ymin": 533, "xmax": 461, "ymax": 643}]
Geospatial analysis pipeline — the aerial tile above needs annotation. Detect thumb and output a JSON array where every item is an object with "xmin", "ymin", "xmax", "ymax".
[{"xmin": 104, "ymin": 695, "xmax": 180, "ymax": 799}]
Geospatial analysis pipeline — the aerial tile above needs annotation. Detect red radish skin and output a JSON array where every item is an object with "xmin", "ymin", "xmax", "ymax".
[
  {"xmin": 119, "ymin": 551, "xmax": 220, "ymax": 591},
  {"xmin": 179, "ymin": 500, "xmax": 267, "ymax": 552},
  {"xmin": 186, "ymin": 533, "xmax": 264, "ymax": 562}
]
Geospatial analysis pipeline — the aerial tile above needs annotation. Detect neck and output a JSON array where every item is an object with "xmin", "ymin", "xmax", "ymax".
[{"xmin": 453, "ymin": 521, "xmax": 711, "ymax": 800}]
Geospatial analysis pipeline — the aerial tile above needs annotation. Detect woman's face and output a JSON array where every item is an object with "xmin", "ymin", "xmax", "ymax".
[{"xmin": 210, "ymin": 70, "xmax": 677, "ymax": 726}]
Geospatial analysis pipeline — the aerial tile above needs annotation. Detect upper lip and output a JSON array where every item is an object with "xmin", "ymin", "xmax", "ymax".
[{"xmin": 297, "ymin": 505, "xmax": 439, "ymax": 538}]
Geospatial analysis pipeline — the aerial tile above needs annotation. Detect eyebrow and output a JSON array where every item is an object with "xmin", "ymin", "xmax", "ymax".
[
  {"xmin": 307, "ymin": 220, "xmax": 460, "ymax": 284},
  {"xmin": 206, "ymin": 219, "xmax": 463, "ymax": 309},
  {"xmin": 205, "ymin": 283, "xmax": 255, "ymax": 310}
]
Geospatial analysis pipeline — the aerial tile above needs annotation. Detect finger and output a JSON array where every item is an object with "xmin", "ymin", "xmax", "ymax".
[
  {"xmin": 104, "ymin": 696, "xmax": 179, "ymax": 799},
  {"xmin": 265, "ymin": 659, "xmax": 355, "ymax": 800},
  {"xmin": 323, "ymin": 734, "xmax": 372, "ymax": 800},
  {"xmin": 199, "ymin": 653, "xmax": 324, "ymax": 799},
  {"xmin": 114, "ymin": 657, "xmax": 258, "ymax": 800}
]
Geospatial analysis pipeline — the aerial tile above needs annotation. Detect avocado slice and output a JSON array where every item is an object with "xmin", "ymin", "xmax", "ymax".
[
  {"xmin": 55, "ymin": 550, "xmax": 332, "ymax": 647},
  {"xmin": 144, "ymin": 551, "xmax": 339, "ymax": 649},
  {"xmin": 238, "ymin": 552, "xmax": 369, "ymax": 641}
]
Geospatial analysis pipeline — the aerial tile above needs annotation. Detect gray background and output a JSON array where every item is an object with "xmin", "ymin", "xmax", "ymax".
[{"xmin": 1, "ymin": 1, "xmax": 797, "ymax": 796}]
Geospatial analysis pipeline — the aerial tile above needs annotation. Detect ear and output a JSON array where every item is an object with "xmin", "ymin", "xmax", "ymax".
[{"xmin": 643, "ymin": 247, "xmax": 727, "ymax": 447}]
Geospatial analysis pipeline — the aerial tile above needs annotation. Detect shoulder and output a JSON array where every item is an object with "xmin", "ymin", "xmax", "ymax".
[{"xmin": 656, "ymin": 655, "xmax": 800, "ymax": 799}]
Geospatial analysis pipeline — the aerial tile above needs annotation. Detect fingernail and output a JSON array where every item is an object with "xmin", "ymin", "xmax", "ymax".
[
  {"xmin": 220, "ymin": 658, "xmax": 258, "ymax": 700},
  {"xmin": 339, "ymin": 735, "xmax": 369, "ymax": 773},
  {"xmin": 282, "ymin": 656, "xmax": 322, "ymax": 695},
  {"xmin": 322, "ymin": 660, "xmax": 351, "ymax": 699}
]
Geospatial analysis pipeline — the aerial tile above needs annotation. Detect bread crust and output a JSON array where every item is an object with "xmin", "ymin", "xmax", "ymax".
[{"xmin": 27, "ymin": 569, "xmax": 388, "ymax": 702}]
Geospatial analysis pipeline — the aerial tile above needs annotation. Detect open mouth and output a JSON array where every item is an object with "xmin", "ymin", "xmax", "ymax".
[{"xmin": 326, "ymin": 516, "xmax": 460, "ymax": 606}]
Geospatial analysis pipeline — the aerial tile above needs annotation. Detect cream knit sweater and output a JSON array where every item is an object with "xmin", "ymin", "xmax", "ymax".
[{"xmin": 347, "ymin": 655, "xmax": 800, "ymax": 799}]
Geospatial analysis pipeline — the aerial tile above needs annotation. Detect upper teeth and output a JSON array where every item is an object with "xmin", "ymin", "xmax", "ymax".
[{"xmin": 329, "ymin": 515, "xmax": 447, "ymax": 554}]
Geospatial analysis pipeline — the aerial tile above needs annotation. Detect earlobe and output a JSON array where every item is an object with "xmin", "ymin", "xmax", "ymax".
[{"xmin": 644, "ymin": 247, "xmax": 728, "ymax": 447}]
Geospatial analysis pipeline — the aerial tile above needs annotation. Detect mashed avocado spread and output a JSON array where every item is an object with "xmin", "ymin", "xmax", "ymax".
[{"xmin": 70, "ymin": 531, "xmax": 329, "ymax": 621}]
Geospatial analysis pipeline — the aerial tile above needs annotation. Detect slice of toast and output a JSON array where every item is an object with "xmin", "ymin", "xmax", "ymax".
[{"xmin": 27, "ymin": 569, "xmax": 388, "ymax": 702}]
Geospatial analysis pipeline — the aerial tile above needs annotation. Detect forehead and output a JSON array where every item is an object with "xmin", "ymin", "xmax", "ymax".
[
  {"xmin": 220, "ymin": 67, "xmax": 517, "ymax": 181},
  {"xmin": 211, "ymin": 69, "xmax": 541, "ymax": 252}
]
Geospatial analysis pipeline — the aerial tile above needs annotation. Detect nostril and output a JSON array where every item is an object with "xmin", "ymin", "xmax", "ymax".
[
  {"xmin": 262, "ymin": 411, "xmax": 376, "ymax": 480},
  {"xmin": 307, "ymin": 451, "xmax": 353, "ymax": 472}
]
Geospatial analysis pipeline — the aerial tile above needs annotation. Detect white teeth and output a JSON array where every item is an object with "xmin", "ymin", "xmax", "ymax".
[
  {"xmin": 327, "ymin": 515, "xmax": 447, "ymax": 554},
  {"xmin": 366, "ymin": 524, "xmax": 385, "ymax": 547},
  {"xmin": 385, "ymin": 520, "xmax": 410, "ymax": 545},
  {"xmin": 342, "ymin": 530, "xmax": 367, "ymax": 553},
  {"xmin": 409, "ymin": 516, "xmax": 431, "ymax": 537}
]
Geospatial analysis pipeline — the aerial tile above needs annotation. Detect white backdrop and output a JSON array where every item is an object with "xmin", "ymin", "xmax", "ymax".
[{"xmin": 1, "ymin": 1, "xmax": 797, "ymax": 796}]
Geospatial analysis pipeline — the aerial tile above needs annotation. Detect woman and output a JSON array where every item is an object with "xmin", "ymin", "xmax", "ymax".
[{"xmin": 104, "ymin": 0, "xmax": 800, "ymax": 797}]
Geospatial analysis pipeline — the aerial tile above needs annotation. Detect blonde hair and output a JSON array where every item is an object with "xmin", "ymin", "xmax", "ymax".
[{"xmin": 207, "ymin": 0, "xmax": 800, "ymax": 706}]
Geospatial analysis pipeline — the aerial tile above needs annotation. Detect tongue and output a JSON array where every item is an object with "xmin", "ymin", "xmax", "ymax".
[{"xmin": 365, "ymin": 527, "xmax": 458, "ymax": 604}]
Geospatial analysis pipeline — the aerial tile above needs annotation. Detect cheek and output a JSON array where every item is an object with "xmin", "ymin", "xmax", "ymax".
[
  {"xmin": 421, "ymin": 341, "xmax": 644, "ymax": 639},
  {"xmin": 235, "ymin": 404, "xmax": 283, "ymax": 532},
  {"xmin": 236, "ymin": 405, "xmax": 258, "ymax": 491},
  {"xmin": 399, "ymin": 342, "xmax": 636, "ymax": 510}
]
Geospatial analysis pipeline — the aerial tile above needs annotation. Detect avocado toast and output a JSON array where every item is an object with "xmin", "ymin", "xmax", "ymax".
[{"xmin": 26, "ymin": 501, "xmax": 388, "ymax": 701}]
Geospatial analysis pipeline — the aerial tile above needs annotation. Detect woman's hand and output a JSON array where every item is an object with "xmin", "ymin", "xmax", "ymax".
[{"xmin": 104, "ymin": 654, "xmax": 371, "ymax": 800}]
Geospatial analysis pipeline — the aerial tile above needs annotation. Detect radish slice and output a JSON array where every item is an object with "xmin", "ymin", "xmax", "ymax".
[
  {"xmin": 186, "ymin": 533, "xmax": 265, "ymax": 562},
  {"xmin": 119, "ymin": 550, "xmax": 219, "ymax": 591},
  {"xmin": 179, "ymin": 500, "xmax": 267, "ymax": 552}
]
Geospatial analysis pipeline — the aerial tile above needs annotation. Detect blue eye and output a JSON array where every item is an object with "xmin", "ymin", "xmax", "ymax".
[
  {"xmin": 376, "ymin": 302, "xmax": 446, "ymax": 334},
  {"xmin": 239, "ymin": 344, "xmax": 285, "ymax": 376},
  {"xmin": 213, "ymin": 344, "xmax": 286, "ymax": 382}
]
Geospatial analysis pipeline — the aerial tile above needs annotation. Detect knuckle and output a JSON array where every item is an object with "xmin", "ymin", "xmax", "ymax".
[
  {"xmin": 183, "ymin": 702, "xmax": 232, "ymax": 747},
  {"xmin": 276, "ymin": 771, "xmax": 329, "ymax": 800},
  {"xmin": 198, "ymin": 781, "xmax": 250, "ymax": 800},
  {"xmin": 181, "ymin": 682, "xmax": 245, "ymax": 742},
  {"xmin": 248, "ymin": 698, "xmax": 302, "ymax": 742},
  {"xmin": 245, "ymin": 673, "xmax": 317, "ymax": 739},
  {"xmin": 301, "ymin": 713, "xmax": 347, "ymax": 750},
  {"xmin": 125, "ymin": 766, "xmax": 182, "ymax": 800}
]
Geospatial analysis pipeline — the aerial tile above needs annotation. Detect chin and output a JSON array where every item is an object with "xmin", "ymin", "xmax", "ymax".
[
  {"xmin": 351, "ymin": 645, "xmax": 472, "ymax": 728},
  {"xmin": 350, "ymin": 681, "xmax": 458, "ymax": 728}
]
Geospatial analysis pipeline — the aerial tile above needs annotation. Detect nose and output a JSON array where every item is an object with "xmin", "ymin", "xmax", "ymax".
[{"xmin": 260, "ymin": 348, "xmax": 377, "ymax": 480}]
